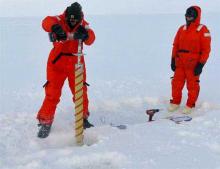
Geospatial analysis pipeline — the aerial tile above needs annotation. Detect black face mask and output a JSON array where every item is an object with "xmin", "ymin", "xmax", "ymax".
[
  {"xmin": 185, "ymin": 7, "xmax": 198, "ymax": 26},
  {"xmin": 66, "ymin": 13, "xmax": 82, "ymax": 28}
]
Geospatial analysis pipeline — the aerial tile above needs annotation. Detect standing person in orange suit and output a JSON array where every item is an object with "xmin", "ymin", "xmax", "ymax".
[
  {"xmin": 37, "ymin": 2, "xmax": 95, "ymax": 138},
  {"xmin": 168, "ymin": 6, "xmax": 211, "ymax": 114}
]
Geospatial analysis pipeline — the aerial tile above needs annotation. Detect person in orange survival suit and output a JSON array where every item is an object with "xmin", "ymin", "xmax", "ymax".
[
  {"xmin": 37, "ymin": 2, "xmax": 95, "ymax": 138},
  {"xmin": 168, "ymin": 6, "xmax": 211, "ymax": 114}
]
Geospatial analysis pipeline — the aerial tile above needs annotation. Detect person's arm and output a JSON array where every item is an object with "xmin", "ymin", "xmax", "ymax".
[
  {"xmin": 194, "ymin": 26, "xmax": 211, "ymax": 76},
  {"xmin": 199, "ymin": 26, "xmax": 211, "ymax": 64},
  {"xmin": 42, "ymin": 16, "xmax": 61, "ymax": 32},
  {"xmin": 83, "ymin": 20, "xmax": 95, "ymax": 45},
  {"xmin": 171, "ymin": 26, "xmax": 182, "ymax": 59},
  {"xmin": 42, "ymin": 15, "xmax": 67, "ymax": 41},
  {"xmin": 171, "ymin": 26, "xmax": 183, "ymax": 71}
]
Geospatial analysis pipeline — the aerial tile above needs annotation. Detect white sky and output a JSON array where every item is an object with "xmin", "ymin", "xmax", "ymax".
[{"xmin": 0, "ymin": 0, "xmax": 219, "ymax": 17}]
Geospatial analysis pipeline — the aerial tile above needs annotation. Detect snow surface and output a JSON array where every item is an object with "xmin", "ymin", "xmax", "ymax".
[{"xmin": 1, "ymin": 13, "xmax": 220, "ymax": 169}]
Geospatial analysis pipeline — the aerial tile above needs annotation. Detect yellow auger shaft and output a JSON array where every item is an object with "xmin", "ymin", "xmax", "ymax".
[{"xmin": 74, "ymin": 40, "xmax": 84, "ymax": 145}]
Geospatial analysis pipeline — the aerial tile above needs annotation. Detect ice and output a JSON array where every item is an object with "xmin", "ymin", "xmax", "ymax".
[{"xmin": 1, "ymin": 9, "xmax": 220, "ymax": 169}]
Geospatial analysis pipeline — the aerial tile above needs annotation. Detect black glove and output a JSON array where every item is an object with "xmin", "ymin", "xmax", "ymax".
[
  {"xmin": 51, "ymin": 24, "xmax": 67, "ymax": 41},
  {"xmin": 171, "ymin": 58, "xmax": 176, "ymax": 72},
  {"xmin": 74, "ymin": 25, "xmax": 89, "ymax": 41},
  {"xmin": 194, "ymin": 62, "xmax": 204, "ymax": 76}
]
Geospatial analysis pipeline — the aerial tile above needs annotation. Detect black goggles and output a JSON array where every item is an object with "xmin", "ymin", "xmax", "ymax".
[{"xmin": 185, "ymin": 7, "xmax": 198, "ymax": 18}]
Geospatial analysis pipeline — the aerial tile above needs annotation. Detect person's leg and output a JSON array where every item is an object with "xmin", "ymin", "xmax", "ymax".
[
  {"xmin": 37, "ymin": 68, "xmax": 67, "ymax": 125},
  {"xmin": 185, "ymin": 70, "xmax": 200, "ymax": 108},
  {"xmin": 171, "ymin": 68, "xmax": 186, "ymax": 105}
]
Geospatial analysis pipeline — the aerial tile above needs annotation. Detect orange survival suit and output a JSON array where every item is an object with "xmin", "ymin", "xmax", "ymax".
[
  {"xmin": 170, "ymin": 6, "xmax": 211, "ymax": 108},
  {"xmin": 37, "ymin": 11, "xmax": 95, "ymax": 124}
]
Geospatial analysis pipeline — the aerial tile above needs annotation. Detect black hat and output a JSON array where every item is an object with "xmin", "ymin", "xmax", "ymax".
[{"xmin": 66, "ymin": 2, "xmax": 82, "ymax": 21}]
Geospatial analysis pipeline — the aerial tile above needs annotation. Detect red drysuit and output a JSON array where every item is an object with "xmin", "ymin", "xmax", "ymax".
[
  {"xmin": 37, "ymin": 12, "xmax": 95, "ymax": 124},
  {"xmin": 171, "ymin": 6, "xmax": 211, "ymax": 108}
]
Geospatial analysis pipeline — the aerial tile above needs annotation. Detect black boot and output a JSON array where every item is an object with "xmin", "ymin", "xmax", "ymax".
[
  {"xmin": 83, "ymin": 118, "xmax": 94, "ymax": 129},
  {"xmin": 37, "ymin": 123, "xmax": 52, "ymax": 138}
]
